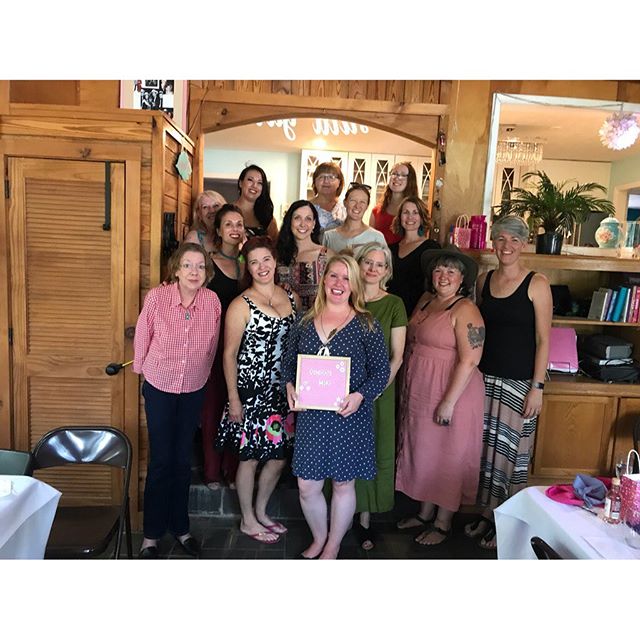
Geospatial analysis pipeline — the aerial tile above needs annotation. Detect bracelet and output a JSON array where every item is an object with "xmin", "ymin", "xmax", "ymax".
[{"xmin": 532, "ymin": 381, "xmax": 545, "ymax": 390}]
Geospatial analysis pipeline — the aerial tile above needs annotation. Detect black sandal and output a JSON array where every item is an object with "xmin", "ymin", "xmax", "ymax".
[
  {"xmin": 414, "ymin": 525, "xmax": 451, "ymax": 546},
  {"xmin": 464, "ymin": 515, "xmax": 492, "ymax": 539},
  {"xmin": 477, "ymin": 524, "xmax": 497, "ymax": 550},
  {"xmin": 353, "ymin": 520, "xmax": 376, "ymax": 550}
]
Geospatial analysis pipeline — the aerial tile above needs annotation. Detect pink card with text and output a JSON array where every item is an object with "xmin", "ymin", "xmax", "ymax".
[{"xmin": 295, "ymin": 354, "xmax": 351, "ymax": 411}]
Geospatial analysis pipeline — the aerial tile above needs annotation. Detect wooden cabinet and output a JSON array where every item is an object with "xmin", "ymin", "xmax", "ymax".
[{"xmin": 472, "ymin": 250, "xmax": 640, "ymax": 484}]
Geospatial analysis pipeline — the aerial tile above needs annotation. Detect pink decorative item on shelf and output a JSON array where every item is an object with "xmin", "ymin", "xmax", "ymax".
[
  {"xmin": 620, "ymin": 449, "xmax": 640, "ymax": 528},
  {"xmin": 452, "ymin": 215, "xmax": 471, "ymax": 249},
  {"xmin": 469, "ymin": 215, "xmax": 487, "ymax": 249}
]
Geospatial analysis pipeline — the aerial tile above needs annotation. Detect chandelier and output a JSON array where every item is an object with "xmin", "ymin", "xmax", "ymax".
[
  {"xmin": 599, "ymin": 112, "xmax": 640, "ymax": 150},
  {"xmin": 496, "ymin": 140, "xmax": 544, "ymax": 165}
]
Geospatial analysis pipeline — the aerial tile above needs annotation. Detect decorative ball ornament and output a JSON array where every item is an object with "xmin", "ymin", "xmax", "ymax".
[{"xmin": 599, "ymin": 112, "xmax": 640, "ymax": 151}]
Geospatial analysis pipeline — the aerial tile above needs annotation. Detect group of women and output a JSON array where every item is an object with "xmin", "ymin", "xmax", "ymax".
[{"xmin": 133, "ymin": 158, "xmax": 552, "ymax": 559}]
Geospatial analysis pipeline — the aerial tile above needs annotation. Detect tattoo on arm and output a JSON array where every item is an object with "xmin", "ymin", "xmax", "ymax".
[{"xmin": 467, "ymin": 323, "xmax": 485, "ymax": 349}]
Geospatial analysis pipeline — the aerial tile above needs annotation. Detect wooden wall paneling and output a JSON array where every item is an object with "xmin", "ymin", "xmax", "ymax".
[
  {"xmin": 0, "ymin": 115, "xmax": 151, "ymax": 143},
  {"xmin": 404, "ymin": 80, "xmax": 423, "ymax": 103},
  {"xmin": 78, "ymin": 81, "xmax": 120, "ymax": 109},
  {"xmin": 272, "ymin": 80, "xmax": 292, "ymax": 95},
  {"xmin": 309, "ymin": 81, "xmax": 327, "ymax": 98},
  {"xmin": 365, "ymin": 81, "xmax": 378, "ymax": 100},
  {"xmin": 124, "ymin": 156, "xmax": 142, "ymax": 524},
  {"xmin": 384, "ymin": 80, "xmax": 403, "ymax": 102},
  {"xmin": 617, "ymin": 81, "xmax": 640, "ymax": 103},
  {"xmin": 150, "ymin": 119, "xmax": 165, "ymax": 287},
  {"xmin": 10, "ymin": 81, "xmax": 79, "ymax": 105},
  {"xmin": 0, "ymin": 81, "xmax": 9, "ymax": 114},
  {"xmin": 612, "ymin": 397, "xmax": 640, "ymax": 471},
  {"xmin": 291, "ymin": 81, "xmax": 310, "ymax": 96},
  {"xmin": 347, "ymin": 81, "xmax": 367, "ymax": 100},
  {"xmin": 0, "ymin": 152, "xmax": 12, "ymax": 447}
]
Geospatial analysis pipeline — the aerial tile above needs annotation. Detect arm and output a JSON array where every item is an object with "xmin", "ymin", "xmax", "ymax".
[
  {"xmin": 340, "ymin": 320, "xmax": 391, "ymax": 416},
  {"xmin": 385, "ymin": 325, "xmax": 407, "ymax": 389},
  {"xmin": 434, "ymin": 300, "xmax": 485, "ymax": 425},
  {"xmin": 266, "ymin": 218, "xmax": 279, "ymax": 244},
  {"xmin": 522, "ymin": 273, "xmax": 553, "ymax": 419},
  {"xmin": 132, "ymin": 288, "xmax": 157, "ymax": 374},
  {"xmin": 222, "ymin": 297, "xmax": 250, "ymax": 423}
]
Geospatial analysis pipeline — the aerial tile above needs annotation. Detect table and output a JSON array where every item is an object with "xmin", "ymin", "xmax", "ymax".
[
  {"xmin": 0, "ymin": 475, "xmax": 61, "ymax": 559},
  {"xmin": 494, "ymin": 486, "xmax": 640, "ymax": 559}
]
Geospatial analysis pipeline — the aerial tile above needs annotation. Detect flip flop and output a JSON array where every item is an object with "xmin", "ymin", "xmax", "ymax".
[
  {"xmin": 464, "ymin": 515, "xmax": 492, "ymax": 539},
  {"xmin": 477, "ymin": 525, "xmax": 497, "ymax": 550},
  {"xmin": 414, "ymin": 525, "xmax": 451, "ymax": 546},
  {"xmin": 243, "ymin": 530, "xmax": 280, "ymax": 545},
  {"xmin": 259, "ymin": 520, "xmax": 288, "ymax": 535}
]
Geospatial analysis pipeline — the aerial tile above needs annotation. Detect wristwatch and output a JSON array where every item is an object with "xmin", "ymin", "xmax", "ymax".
[{"xmin": 532, "ymin": 381, "xmax": 545, "ymax": 390}]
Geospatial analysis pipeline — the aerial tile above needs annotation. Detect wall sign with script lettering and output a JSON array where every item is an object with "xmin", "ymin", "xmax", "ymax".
[{"xmin": 295, "ymin": 354, "xmax": 351, "ymax": 411}]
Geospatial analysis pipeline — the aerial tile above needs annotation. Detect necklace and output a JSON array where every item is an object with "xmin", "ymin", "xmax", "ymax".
[
  {"xmin": 319, "ymin": 308, "xmax": 352, "ymax": 343},
  {"xmin": 254, "ymin": 288, "xmax": 281, "ymax": 317},
  {"xmin": 216, "ymin": 248, "xmax": 241, "ymax": 280}
]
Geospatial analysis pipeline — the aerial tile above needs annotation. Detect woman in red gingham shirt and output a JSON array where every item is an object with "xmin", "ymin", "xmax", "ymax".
[{"xmin": 134, "ymin": 242, "xmax": 221, "ymax": 559}]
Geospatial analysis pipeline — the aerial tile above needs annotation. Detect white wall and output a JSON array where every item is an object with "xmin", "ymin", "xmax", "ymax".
[
  {"xmin": 203, "ymin": 149, "xmax": 300, "ymax": 224},
  {"xmin": 536, "ymin": 159, "xmax": 611, "ymax": 196}
]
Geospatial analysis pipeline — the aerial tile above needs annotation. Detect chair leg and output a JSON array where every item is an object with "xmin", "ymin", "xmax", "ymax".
[{"xmin": 125, "ymin": 501, "xmax": 133, "ymax": 559}]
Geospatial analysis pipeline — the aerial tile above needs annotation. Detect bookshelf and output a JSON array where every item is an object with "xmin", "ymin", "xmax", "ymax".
[{"xmin": 468, "ymin": 250, "xmax": 640, "ymax": 485}]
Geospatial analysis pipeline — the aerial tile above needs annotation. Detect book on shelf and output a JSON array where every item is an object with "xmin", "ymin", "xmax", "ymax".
[
  {"xmin": 600, "ymin": 288, "xmax": 613, "ymax": 321},
  {"xmin": 621, "ymin": 287, "xmax": 632, "ymax": 322},
  {"xmin": 632, "ymin": 286, "xmax": 640, "ymax": 323},
  {"xmin": 611, "ymin": 287, "xmax": 628, "ymax": 323},
  {"xmin": 587, "ymin": 289, "xmax": 609, "ymax": 321},
  {"xmin": 605, "ymin": 289, "xmax": 618, "ymax": 321}
]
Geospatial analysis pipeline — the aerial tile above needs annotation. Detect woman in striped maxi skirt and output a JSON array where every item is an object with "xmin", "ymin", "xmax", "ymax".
[{"xmin": 465, "ymin": 216, "xmax": 552, "ymax": 550}]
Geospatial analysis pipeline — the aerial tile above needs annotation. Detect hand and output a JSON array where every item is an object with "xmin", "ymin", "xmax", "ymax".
[
  {"xmin": 522, "ymin": 388, "xmax": 543, "ymax": 419},
  {"xmin": 337, "ymin": 392, "xmax": 364, "ymax": 417},
  {"xmin": 286, "ymin": 382, "xmax": 305, "ymax": 412},
  {"xmin": 228, "ymin": 398, "xmax": 244, "ymax": 424},
  {"xmin": 434, "ymin": 400, "xmax": 454, "ymax": 426}
]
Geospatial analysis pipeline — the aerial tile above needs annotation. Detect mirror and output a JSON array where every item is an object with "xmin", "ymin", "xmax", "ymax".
[{"xmin": 483, "ymin": 93, "xmax": 640, "ymax": 248}]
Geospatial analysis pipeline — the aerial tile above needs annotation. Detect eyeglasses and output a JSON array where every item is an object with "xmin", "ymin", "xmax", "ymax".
[
  {"xmin": 362, "ymin": 259, "xmax": 387, "ymax": 270},
  {"xmin": 180, "ymin": 263, "xmax": 206, "ymax": 271},
  {"xmin": 349, "ymin": 182, "xmax": 371, "ymax": 191},
  {"xmin": 390, "ymin": 172, "xmax": 409, "ymax": 180},
  {"xmin": 317, "ymin": 174, "xmax": 339, "ymax": 182}
]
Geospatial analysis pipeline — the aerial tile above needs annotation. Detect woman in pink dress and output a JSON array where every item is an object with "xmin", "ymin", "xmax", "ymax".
[{"xmin": 395, "ymin": 246, "xmax": 485, "ymax": 545}]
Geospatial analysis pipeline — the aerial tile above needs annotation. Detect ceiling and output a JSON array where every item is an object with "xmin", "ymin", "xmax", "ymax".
[{"xmin": 499, "ymin": 103, "xmax": 640, "ymax": 162}]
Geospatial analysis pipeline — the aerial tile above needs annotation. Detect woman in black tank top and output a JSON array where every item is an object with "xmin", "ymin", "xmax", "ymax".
[{"xmin": 465, "ymin": 215, "xmax": 553, "ymax": 550}]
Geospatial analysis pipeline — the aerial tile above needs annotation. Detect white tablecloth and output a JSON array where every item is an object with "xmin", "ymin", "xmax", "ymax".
[
  {"xmin": 494, "ymin": 486, "xmax": 640, "ymax": 559},
  {"xmin": 0, "ymin": 475, "xmax": 61, "ymax": 559}
]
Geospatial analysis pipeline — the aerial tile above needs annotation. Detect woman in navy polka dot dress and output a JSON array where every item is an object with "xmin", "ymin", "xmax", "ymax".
[{"xmin": 283, "ymin": 254, "xmax": 390, "ymax": 559}]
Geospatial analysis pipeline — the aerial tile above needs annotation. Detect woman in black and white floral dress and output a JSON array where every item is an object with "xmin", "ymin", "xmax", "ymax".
[{"xmin": 217, "ymin": 236, "xmax": 300, "ymax": 544}]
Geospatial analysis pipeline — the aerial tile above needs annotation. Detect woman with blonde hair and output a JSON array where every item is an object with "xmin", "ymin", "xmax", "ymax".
[
  {"xmin": 352, "ymin": 242, "xmax": 407, "ymax": 550},
  {"xmin": 371, "ymin": 162, "xmax": 419, "ymax": 245},
  {"xmin": 283, "ymin": 254, "xmax": 390, "ymax": 559},
  {"xmin": 184, "ymin": 190, "xmax": 227, "ymax": 255}
]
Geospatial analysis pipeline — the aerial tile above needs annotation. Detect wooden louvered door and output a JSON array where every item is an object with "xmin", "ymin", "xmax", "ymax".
[{"xmin": 8, "ymin": 158, "xmax": 125, "ymax": 505}]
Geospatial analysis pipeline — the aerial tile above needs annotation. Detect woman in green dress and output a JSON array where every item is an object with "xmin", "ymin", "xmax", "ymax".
[{"xmin": 353, "ymin": 242, "xmax": 407, "ymax": 550}]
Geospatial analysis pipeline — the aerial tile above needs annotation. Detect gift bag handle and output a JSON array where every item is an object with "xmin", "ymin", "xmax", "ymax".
[
  {"xmin": 625, "ymin": 449, "xmax": 640, "ymax": 475},
  {"xmin": 455, "ymin": 214, "xmax": 470, "ymax": 228}
]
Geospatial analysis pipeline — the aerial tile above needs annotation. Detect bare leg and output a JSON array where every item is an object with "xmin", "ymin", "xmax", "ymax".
[
  {"xmin": 415, "ymin": 506, "xmax": 454, "ymax": 545},
  {"xmin": 255, "ymin": 459, "xmax": 287, "ymax": 533},
  {"xmin": 321, "ymin": 479, "xmax": 356, "ymax": 560},
  {"xmin": 357, "ymin": 511, "xmax": 374, "ymax": 551},
  {"xmin": 298, "ymin": 478, "xmax": 328, "ymax": 558},
  {"xmin": 236, "ymin": 459, "xmax": 278, "ymax": 541}
]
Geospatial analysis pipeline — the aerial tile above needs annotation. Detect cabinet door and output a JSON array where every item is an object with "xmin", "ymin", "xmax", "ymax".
[{"xmin": 533, "ymin": 394, "xmax": 617, "ymax": 478}]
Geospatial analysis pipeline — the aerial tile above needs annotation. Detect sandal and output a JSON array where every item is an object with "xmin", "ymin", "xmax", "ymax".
[
  {"xmin": 353, "ymin": 520, "xmax": 376, "ymax": 550},
  {"xmin": 464, "ymin": 515, "xmax": 492, "ymax": 539},
  {"xmin": 414, "ymin": 525, "xmax": 451, "ymax": 546},
  {"xmin": 477, "ymin": 524, "xmax": 497, "ymax": 550},
  {"xmin": 396, "ymin": 513, "xmax": 435, "ymax": 530}
]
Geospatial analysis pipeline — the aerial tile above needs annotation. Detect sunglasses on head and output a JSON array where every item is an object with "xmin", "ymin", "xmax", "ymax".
[{"xmin": 349, "ymin": 182, "xmax": 372, "ymax": 191}]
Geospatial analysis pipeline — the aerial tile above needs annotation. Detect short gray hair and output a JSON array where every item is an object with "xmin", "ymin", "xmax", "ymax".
[
  {"xmin": 490, "ymin": 214, "xmax": 529, "ymax": 242},
  {"xmin": 354, "ymin": 242, "xmax": 393, "ymax": 290}
]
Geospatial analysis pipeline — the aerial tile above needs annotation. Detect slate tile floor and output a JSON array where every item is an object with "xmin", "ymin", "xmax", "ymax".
[{"xmin": 129, "ymin": 490, "xmax": 497, "ymax": 560}]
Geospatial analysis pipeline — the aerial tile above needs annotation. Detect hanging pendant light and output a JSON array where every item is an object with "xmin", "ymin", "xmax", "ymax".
[{"xmin": 599, "ymin": 111, "xmax": 640, "ymax": 150}]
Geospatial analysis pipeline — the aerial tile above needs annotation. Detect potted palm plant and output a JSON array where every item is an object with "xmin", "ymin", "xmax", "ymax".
[{"xmin": 503, "ymin": 170, "xmax": 616, "ymax": 254}]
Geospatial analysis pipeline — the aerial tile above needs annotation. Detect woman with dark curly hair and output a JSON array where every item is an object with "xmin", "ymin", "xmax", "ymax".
[
  {"xmin": 276, "ymin": 200, "xmax": 335, "ymax": 313},
  {"xmin": 233, "ymin": 164, "xmax": 278, "ymax": 242},
  {"xmin": 216, "ymin": 236, "xmax": 300, "ymax": 544},
  {"xmin": 396, "ymin": 247, "xmax": 485, "ymax": 547}
]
